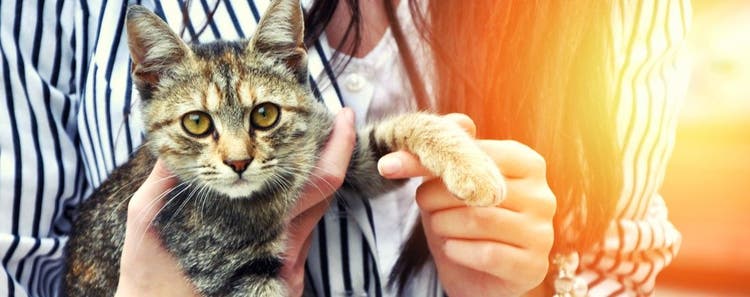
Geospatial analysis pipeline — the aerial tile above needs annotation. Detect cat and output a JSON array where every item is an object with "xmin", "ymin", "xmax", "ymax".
[{"xmin": 64, "ymin": 1, "xmax": 505, "ymax": 296}]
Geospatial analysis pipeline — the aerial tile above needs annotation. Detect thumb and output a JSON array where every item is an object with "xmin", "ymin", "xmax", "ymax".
[
  {"xmin": 118, "ymin": 160, "xmax": 198, "ymax": 296},
  {"xmin": 126, "ymin": 159, "xmax": 176, "ymax": 232}
]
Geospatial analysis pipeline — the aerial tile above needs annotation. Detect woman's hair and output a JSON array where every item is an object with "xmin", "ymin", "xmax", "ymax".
[
  {"xmin": 425, "ymin": 1, "xmax": 622, "ymax": 251},
  {"xmin": 306, "ymin": 0, "xmax": 622, "ymax": 290},
  {"xmin": 186, "ymin": 0, "xmax": 622, "ymax": 291}
]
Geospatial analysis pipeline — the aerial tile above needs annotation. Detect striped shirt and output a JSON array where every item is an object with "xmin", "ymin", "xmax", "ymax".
[{"xmin": 0, "ymin": 0, "xmax": 690, "ymax": 296}]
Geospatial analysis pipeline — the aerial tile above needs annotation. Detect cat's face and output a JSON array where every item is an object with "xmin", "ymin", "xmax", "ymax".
[{"xmin": 126, "ymin": 2, "xmax": 331, "ymax": 199}]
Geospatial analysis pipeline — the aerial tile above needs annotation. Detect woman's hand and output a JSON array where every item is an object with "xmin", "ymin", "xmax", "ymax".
[
  {"xmin": 280, "ymin": 108, "xmax": 356, "ymax": 296},
  {"xmin": 115, "ymin": 159, "xmax": 199, "ymax": 297},
  {"xmin": 379, "ymin": 114, "xmax": 556, "ymax": 297},
  {"xmin": 114, "ymin": 109, "xmax": 355, "ymax": 297}
]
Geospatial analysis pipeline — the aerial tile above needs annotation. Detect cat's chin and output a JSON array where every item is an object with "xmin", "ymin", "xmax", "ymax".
[{"xmin": 214, "ymin": 179, "xmax": 263, "ymax": 199}]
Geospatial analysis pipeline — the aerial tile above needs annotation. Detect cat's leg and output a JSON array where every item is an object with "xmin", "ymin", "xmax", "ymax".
[
  {"xmin": 226, "ymin": 277, "xmax": 286, "ymax": 297},
  {"xmin": 177, "ymin": 259, "xmax": 286, "ymax": 297},
  {"xmin": 346, "ymin": 112, "xmax": 506, "ymax": 206},
  {"xmin": 185, "ymin": 272, "xmax": 285, "ymax": 297}
]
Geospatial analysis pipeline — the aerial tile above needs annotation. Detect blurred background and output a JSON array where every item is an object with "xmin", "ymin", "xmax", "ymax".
[{"xmin": 657, "ymin": 0, "xmax": 750, "ymax": 296}]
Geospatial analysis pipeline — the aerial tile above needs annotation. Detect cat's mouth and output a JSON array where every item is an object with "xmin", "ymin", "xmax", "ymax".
[
  {"xmin": 213, "ymin": 176, "xmax": 263, "ymax": 198},
  {"xmin": 231, "ymin": 178, "xmax": 249, "ymax": 186}
]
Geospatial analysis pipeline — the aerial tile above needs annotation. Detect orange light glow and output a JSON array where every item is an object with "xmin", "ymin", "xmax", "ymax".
[{"xmin": 658, "ymin": 1, "xmax": 750, "ymax": 296}]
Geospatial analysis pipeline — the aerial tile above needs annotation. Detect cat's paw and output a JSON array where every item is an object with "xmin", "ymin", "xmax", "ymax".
[{"xmin": 441, "ymin": 154, "xmax": 506, "ymax": 207}]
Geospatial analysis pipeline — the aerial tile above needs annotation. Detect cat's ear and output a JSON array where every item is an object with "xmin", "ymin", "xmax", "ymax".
[
  {"xmin": 126, "ymin": 5, "xmax": 192, "ymax": 87},
  {"xmin": 249, "ymin": 0, "xmax": 307, "ymax": 83}
]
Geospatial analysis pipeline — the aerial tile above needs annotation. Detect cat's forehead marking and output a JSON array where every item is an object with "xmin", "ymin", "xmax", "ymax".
[
  {"xmin": 205, "ymin": 83, "xmax": 222, "ymax": 111},
  {"xmin": 198, "ymin": 88, "xmax": 208, "ymax": 110},
  {"xmin": 254, "ymin": 85, "xmax": 269, "ymax": 103},
  {"xmin": 237, "ymin": 81, "xmax": 256, "ymax": 107}
]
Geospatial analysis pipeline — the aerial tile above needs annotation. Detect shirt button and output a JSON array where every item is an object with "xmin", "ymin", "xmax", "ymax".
[{"xmin": 345, "ymin": 73, "xmax": 366, "ymax": 92}]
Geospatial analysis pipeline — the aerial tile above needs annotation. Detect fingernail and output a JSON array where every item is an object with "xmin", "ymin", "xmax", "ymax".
[
  {"xmin": 378, "ymin": 155, "xmax": 402, "ymax": 176},
  {"xmin": 341, "ymin": 108, "xmax": 355, "ymax": 125}
]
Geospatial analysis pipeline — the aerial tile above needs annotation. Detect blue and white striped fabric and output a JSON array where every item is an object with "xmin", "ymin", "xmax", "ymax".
[{"xmin": 0, "ymin": 0, "xmax": 690, "ymax": 296}]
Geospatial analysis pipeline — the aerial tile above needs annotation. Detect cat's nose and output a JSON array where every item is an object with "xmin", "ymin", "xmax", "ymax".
[{"xmin": 223, "ymin": 158, "xmax": 253, "ymax": 174}]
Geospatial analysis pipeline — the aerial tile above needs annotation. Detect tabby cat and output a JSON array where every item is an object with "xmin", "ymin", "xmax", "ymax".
[{"xmin": 64, "ymin": 1, "xmax": 505, "ymax": 296}]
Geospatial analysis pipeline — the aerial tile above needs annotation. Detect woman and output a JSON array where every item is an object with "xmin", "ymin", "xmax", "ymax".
[{"xmin": 0, "ymin": 0, "xmax": 688, "ymax": 296}]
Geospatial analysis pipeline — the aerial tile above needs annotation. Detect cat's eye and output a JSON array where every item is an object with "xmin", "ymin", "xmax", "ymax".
[
  {"xmin": 181, "ymin": 111, "xmax": 214, "ymax": 137},
  {"xmin": 250, "ymin": 102, "xmax": 280, "ymax": 130}
]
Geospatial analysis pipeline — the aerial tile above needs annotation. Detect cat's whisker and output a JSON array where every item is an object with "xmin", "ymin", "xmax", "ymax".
[
  {"xmin": 287, "ymin": 165, "xmax": 340, "ymax": 194},
  {"xmin": 189, "ymin": 181, "xmax": 210, "ymax": 223},
  {"xmin": 109, "ymin": 173, "xmax": 180, "ymax": 213},
  {"xmin": 180, "ymin": 181, "xmax": 206, "ymax": 223},
  {"xmin": 131, "ymin": 182, "xmax": 187, "ymax": 255},
  {"xmin": 301, "ymin": 167, "xmax": 346, "ymax": 205},
  {"xmin": 272, "ymin": 166, "xmax": 326, "ymax": 195},
  {"xmin": 121, "ymin": 178, "xmax": 181, "ymax": 225},
  {"xmin": 185, "ymin": 179, "xmax": 205, "ymax": 202},
  {"xmin": 132, "ymin": 183, "xmax": 193, "ymax": 254},
  {"xmin": 198, "ymin": 183, "xmax": 212, "ymax": 223},
  {"xmin": 308, "ymin": 157, "xmax": 345, "ymax": 178},
  {"xmin": 264, "ymin": 167, "xmax": 301, "ymax": 194},
  {"xmin": 266, "ymin": 165, "xmax": 343, "ymax": 212},
  {"xmin": 274, "ymin": 166, "xmax": 332, "ymax": 199},
  {"xmin": 264, "ymin": 175, "xmax": 286, "ymax": 199},
  {"xmin": 159, "ymin": 180, "xmax": 203, "ymax": 239},
  {"xmin": 279, "ymin": 171, "xmax": 301, "ymax": 190}
]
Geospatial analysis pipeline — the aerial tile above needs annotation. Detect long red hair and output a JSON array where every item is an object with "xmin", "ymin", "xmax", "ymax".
[
  {"xmin": 426, "ymin": 1, "xmax": 621, "ymax": 251},
  {"xmin": 386, "ymin": 0, "xmax": 622, "ymax": 289}
]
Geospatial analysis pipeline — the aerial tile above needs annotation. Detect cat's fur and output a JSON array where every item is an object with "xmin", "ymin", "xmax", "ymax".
[{"xmin": 64, "ymin": 1, "xmax": 505, "ymax": 296}]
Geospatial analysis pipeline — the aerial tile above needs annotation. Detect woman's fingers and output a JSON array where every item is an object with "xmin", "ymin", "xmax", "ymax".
[
  {"xmin": 385, "ymin": 139, "xmax": 547, "ymax": 181},
  {"xmin": 413, "ymin": 137, "xmax": 556, "ymax": 296},
  {"xmin": 290, "ymin": 108, "xmax": 355, "ymax": 218},
  {"xmin": 282, "ymin": 109, "xmax": 355, "ymax": 295},
  {"xmin": 416, "ymin": 173, "xmax": 555, "ymax": 216},
  {"xmin": 285, "ymin": 199, "xmax": 330, "ymax": 262},
  {"xmin": 428, "ymin": 206, "xmax": 553, "ymax": 249},
  {"xmin": 280, "ymin": 225, "xmax": 316, "ymax": 294},
  {"xmin": 443, "ymin": 113, "xmax": 477, "ymax": 137},
  {"xmin": 441, "ymin": 239, "xmax": 549, "ymax": 287},
  {"xmin": 477, "ymin": 140, "xmax": 547, "ymax": 179},
  {"xmin": 127, "ymin": 159, "xmax": 175, "ymax": 229},
  {"xmin": 500, "ymin": 178, "xmax": 556, "ymax": 218},
  {"xmin": 429, "ymin": 207, "xmax": 536, "ymax": 247},
  {"xmin": 377, "ymin": 151, "xmax": 428, "ymax": 178},
  {"xmin": 415, "ymin": 178, "xmax": 472, "ymax": 210},
  {"xmin": 378, "ymin": 113, "xmax": 476, "ymax": 179},
  {"xmin": 403, "ymin": 139, "xmax": 555, "ymax": 216}
]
